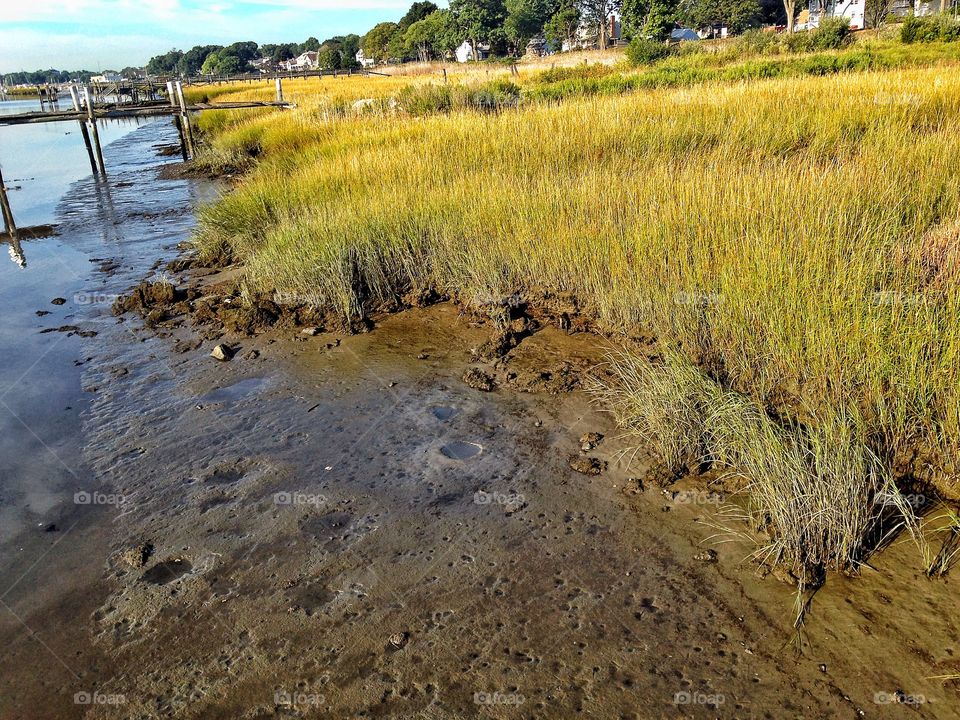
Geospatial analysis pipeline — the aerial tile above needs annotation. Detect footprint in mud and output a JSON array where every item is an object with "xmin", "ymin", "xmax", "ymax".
[
  {"xmin": 202, "ymin": 461, "xmax": 248, "ymax": 485},
  {"xmin": 440, "ymin": 441, "xmax": 482, "ymax": 460},
  {"xmin": 141, "ymin": 558, "xmax": 193, "ymax": 585},
  {"xmin": 288, "ymin": 581, "xmax": 337, "ymax": 616},
  {"xmin": 299, "ymin": 511, "xmax": 377, "ymax": 553},
  {"xmin": 431, "ymin": 406, "xmax": 458, "ymax": 421}
]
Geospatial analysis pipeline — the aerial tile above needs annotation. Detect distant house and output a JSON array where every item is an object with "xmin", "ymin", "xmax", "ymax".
[
  {"xmin": 285, "ymin": 51, "xmax": 319, "ymax": 71},
  {"xmin": 356, "ymin": 49, "xmax": 375, "ymax": 68},
  {"xmin": 562, "ymin": 13, "xmax": 622, "ymax": 51},
  {"xmin": 90, "ymin": 72, "xmax": 122, "ymax": 83},
  {"xmin": 806, "ymin": 0, "xmax": 914, "ymax": 29},
  {"xmin": 455, "ymin": 40, "xmax": 490, "ymax": 62},
  {"xmin": 251, "ymin": 57, "xmax": 274, "ymax": 73},
  {"xmin": 671, "ymin": 28, "xmax": 701, "ymax": 41},
  {"xmin": 525, "ymin": 35, "xmax": 554, "ymax": 57},
  {"xmin": 915, "ymin": 0, "xmax": 957, "ymax": 14}
]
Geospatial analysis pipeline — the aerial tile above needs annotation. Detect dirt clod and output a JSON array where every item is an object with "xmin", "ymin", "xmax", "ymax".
[
  {"xmin": 570, "ymin": 456, "xmax": 607, "ymax": 475},
  {"xmin": 462, "ymin": 367, "xmax": 496, "ymax": 392}
]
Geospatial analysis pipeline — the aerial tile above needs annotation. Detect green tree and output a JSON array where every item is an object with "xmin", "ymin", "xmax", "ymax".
[
  {"xmin": 687, "ymin": 0, "xmax": 759, "ymax": 33},
  {"xmin": 399, "ymin": 1, "xmax": 440, "ymax": 28},
  {"xmin": 177, "ymin": 45, "xmax": 222, "ymax": 76},
  {"xmin": 146, "ymin": 49, "xmax": 184, "ymax": 76},
  {"xmin": 642, "ymin": 0, "xmax": 675, "ymax": 40},
  {"xmin": 451, "ymin": 0, "xmax": 508, "ymax": 59},
  {"xmin": 340, "ymin": 34, "xmax": 362, "ymax": 67},
  {"xmin": 302, "ymin": 36, "xmax": 321, "ymax": 52},
  {"xmin": 317, "ymin": 48, "xmax": 342, "ymax": 69},
  {"xmin": 362, "ymin": 21, "xmax": 401, "ymax": 62},
  {"xmin": 504, "ymin": 0, "xmax": 558, "ymax": 51},
  {"xmin": 576, "ymin": 0, "xmax": 622, "ymax": 49},
  {"xmin": 544, "ymin": 1, "xmax": 581, "ymax": 49}
]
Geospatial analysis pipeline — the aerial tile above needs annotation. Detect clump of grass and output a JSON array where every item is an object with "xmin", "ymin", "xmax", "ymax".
[{"xmin": 591, "ymin": 351, "xmax": 923, "ymax": 580}]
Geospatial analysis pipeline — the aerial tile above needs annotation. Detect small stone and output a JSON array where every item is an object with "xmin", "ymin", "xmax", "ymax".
[
  {"xmin": 417, "ymin": 353, "xmax": 429, "ymax": 360},
  {"xmin": 51, "ymin": 297, "xmax": 66, "ymax": 305},
  {"xmin": 300, "ymin": 327, "xmax": 321, "ymax": 336},
  {"xmin": 693, "ymin": 549, "xmax": 717, "ymax": 563},
  {"xmin": 387, "ymin": 631, "xmax": 409, "ymax": 651},
  {"xmin": 210, "ymin": 344, "xmax": 234, "ymax": 361},
  {"xmin": 243, "ymin": 349, "xmax": 260, "ymax": 360}
]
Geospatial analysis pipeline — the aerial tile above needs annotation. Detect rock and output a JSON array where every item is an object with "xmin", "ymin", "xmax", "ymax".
[
  {"xmin": 211, "ymin": 344, "xmax": 234, "ymax": 361},
  {"xmin": 35, "ymin": 310, "xmax": 51, "ymax": 317},
  {"xmin": 569, "ymin": 456, "xmax": 607, "ymax": 475},
  {"xmin": 51, "ymin": 297, "xmax": 66, "ymax": 305},
  {"xmin": 462, "ymin": 367, "xmax": 495, "ymax": 392},
  {"xmin": 43, "ymin": 523, "xmax": 59, "ymax": 533},
  {"xmin": 243, "ymin": 349, "xmax": 260, "ymax": 360},
  {"xmin": 417, "ymin": 353, "xmax": 429, "ymax": 360},
  {"xmin": 300, "ymin": 326, "xmax": 321, "ymax": 336},
  {"xmin": 387, "ymin": 631, "xmax": 409, "ymax": 651},
  {"xmin": 693, "ymin": 549, "xmax": 717, "ymax": 563},
  {"xmin": 579, "ymin": 432, "xmax": 604, "ymax": 451}
]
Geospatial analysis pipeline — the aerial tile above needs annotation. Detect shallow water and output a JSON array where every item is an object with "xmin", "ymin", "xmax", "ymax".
[{"xmin": 0, "ymin": 109, "xmax": 213, "ymax": 542}]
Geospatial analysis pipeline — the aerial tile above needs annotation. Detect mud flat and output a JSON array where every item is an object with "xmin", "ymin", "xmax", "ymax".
[{"xmin": 0, "ymin": 140, "xmax": 957, "ymax": 717}]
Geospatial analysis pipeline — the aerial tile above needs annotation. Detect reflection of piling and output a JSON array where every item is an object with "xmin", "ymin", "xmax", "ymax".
[
  {"xmin": 69, "ymin": 86, "xmax": 99, "ymax": 177},
  {"xmin": 166, "ymin": 81, "xmax": 189, "ymax": 161},
  {"xmin": 174, "ymin": 81, "xmax": 195, "ymax": 159},
  {"xmin": 0, "ymin": 165, "xmax": 17, "ymax": 236},
  {"xmin": 83, "ymin": 86, "xmax": 107, "ymax": 177}
]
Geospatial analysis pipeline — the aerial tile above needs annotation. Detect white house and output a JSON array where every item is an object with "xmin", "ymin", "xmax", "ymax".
[
  {"xmin": 90, "ymin": 72, "xmax": 122, "ymax": 83},
  {"xmin": 454, "ymin": 40, "xmax": 490, "ymax": 62},
  {"xmin": 915, "ymin": 0, "xmax": 957, "ymax": 14},
  {"xmin": 284, "ymin": 51, "xmax": 319, "ymax": 71},
  {"xmin": 806, "ymin": 0, "xmax": 914, "ymax": 29},
  {"xmin": 356, "ymin": 49, "xmax": 375, "ymax": 67}
]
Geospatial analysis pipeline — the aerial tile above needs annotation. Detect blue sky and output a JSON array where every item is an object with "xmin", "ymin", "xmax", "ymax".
[{"xmin": 1, "ymin": 1, "xmax": 422, "ymax": 72}]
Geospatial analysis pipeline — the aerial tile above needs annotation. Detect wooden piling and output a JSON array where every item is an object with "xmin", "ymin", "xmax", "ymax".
[
  {"xmin": 275, "ymin": 77, "xmax": 283, "ymax": 103},
  {"xmin": 175, "ymin": 82, "xmax": 196, "ymax": 159},
  {"xmin": 69, "ymin": 86, "xmax": 99, "ymax": 176},
  {"xmin": 83, "ymin": 86, "xmax": 107, "ymax": 177},
  {"xmin": 0, "ymin": 165, "xmax": 17, "ymax": 236}
]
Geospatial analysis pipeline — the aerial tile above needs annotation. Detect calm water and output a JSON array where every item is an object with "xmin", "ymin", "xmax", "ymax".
[{"xmin": 0, "ymin": 99, "xmax": 211, "ymax": 540}]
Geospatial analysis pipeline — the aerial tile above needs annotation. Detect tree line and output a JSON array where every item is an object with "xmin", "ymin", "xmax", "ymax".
[{"xmin": 137, "ymin": 0, "xmax": 787, "ymax": 78}]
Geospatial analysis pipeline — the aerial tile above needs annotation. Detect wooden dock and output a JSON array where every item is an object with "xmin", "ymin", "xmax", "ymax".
[
  {"xmin": 0, "ymin": 80, "xmax": 294, "ymax": 237},
  {"xmin": 0, "ymin": 99, "xmax": 290, "ymax": 126}
]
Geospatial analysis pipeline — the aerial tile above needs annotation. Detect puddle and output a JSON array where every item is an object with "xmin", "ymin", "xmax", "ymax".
[
  {"xmin": 141, "ymin": 558, "xmax": 192, "ymax": 585},
  {"xmin": 199, "ymin": 377, "xmax": 269, "ymax": 405},
  {"xmin": 431, "ymin": 406, "xmax": 458, "ymax": 421},
  {"xmin": 440, "ymin": 441, "xmax": 483, "ymax": 460}
]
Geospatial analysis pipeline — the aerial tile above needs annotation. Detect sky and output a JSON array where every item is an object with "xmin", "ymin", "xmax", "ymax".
[{"xmin": 0, "ymin": 0, "xmax": 423, "ymax": 72}]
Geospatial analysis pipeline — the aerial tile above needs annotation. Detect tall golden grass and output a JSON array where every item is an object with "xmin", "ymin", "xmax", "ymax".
[{"xmin": 191, "ymin": 59, "xmax": 960, "ymax": 573}]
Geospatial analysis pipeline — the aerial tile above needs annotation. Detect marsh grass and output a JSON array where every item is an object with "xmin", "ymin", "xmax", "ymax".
[{"xmin": 190, "ymin": 56, "xmax": 960, "ymax": 576}]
